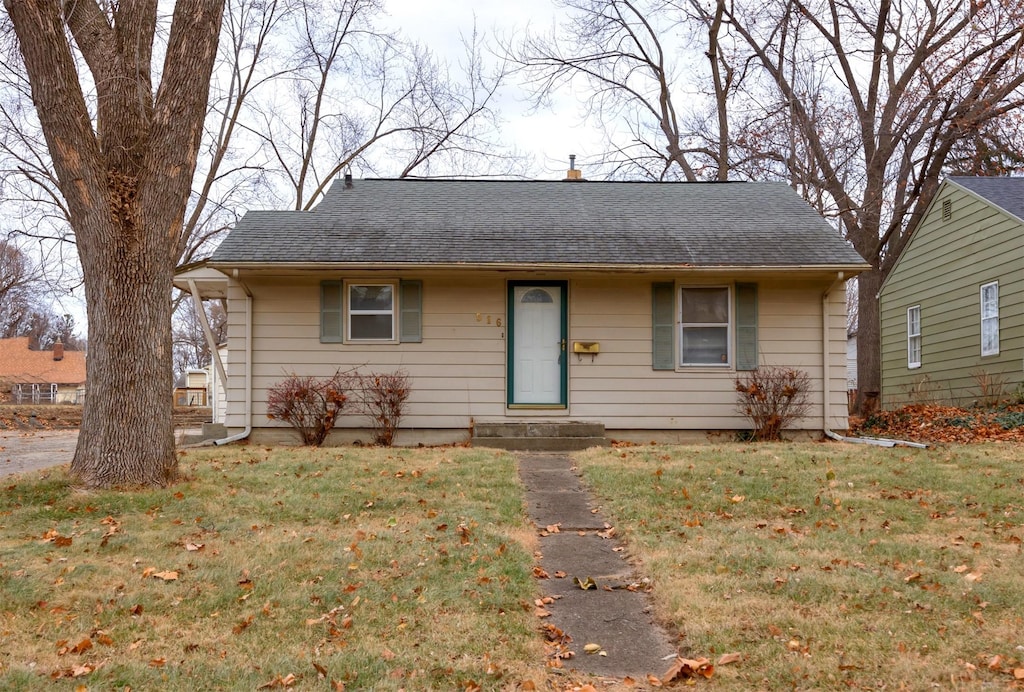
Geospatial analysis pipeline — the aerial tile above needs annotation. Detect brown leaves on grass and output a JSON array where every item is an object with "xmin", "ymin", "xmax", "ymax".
[
  {"xmin": 41, "ymin": 528, "xmax": 72, "ymax": 547},
  {"xmin": 141, "ymin": 567, "xmax": 179, "ymax": 581},
  {"xmin": 852, "ymin": 403, "xmax": 1024, "ymax": 443},
  {"xmin": 258, "ymin": 672, "xmax": 298, "ymax": 688},
  {"xmin": 658, "ymin": 656, "xmax": 714, "ymax": 684}
]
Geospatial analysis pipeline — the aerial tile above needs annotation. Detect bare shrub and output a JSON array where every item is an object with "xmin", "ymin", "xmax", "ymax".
[
  {"xmin": 970, "ymin": 369, "xmax": 1006, "ymax": 408},
  {"xmin": 266, "ymin": 371, "xmax": 348, "ymax": 446},
  {"xmin": 735, "ymin": 366, "xmax": 813, "ymax": 441},
  {"xmin": 347, "ymin": 369, "xmax": 412, "ymax": 446}
]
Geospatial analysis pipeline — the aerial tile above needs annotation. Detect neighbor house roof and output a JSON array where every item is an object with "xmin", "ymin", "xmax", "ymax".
[
  {"xmin": 0, "ymin": 338, "xmax": 86, "ymax": 386},
  {"xmin": 209, "ymin": 179, "xmax": 868, "ymax": 270},
  {"xmin": 947, "ymin": 176, "xmax": 1024, "ymax": 223}
]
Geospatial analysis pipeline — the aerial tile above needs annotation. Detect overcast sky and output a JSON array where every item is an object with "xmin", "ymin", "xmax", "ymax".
[{"xmin": 383, "ymin": 0, "xmax": 605, "ymax": 177}]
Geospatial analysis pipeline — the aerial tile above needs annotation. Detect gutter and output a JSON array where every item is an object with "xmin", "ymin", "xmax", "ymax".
[
  {"xmin": 214, "ymin": 282, "xmax": 253, "ymax": 445},
  {"xmin": 208, "ymin": 260, "xmax": 872, "ymax": 275},
  {"xmin": 820, "ymin": 273, "xmax": 927, "ymax": 449}
]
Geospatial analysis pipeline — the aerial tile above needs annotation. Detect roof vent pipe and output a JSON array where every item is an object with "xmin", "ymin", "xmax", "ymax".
[
  {"xmin": 565, "ymin": 154, "xmax": 583, "ymax": 181},
  {"xmin": 344, "ymin": 170, "xmax": 353, "ymax": 189}
]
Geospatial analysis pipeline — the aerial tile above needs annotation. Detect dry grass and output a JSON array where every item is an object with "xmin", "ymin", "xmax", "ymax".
[
  {"xmin": 575, "ymin": 442, "xmax": 1024, "ymax": 690},
  {"xmin": 0, "ymin": 446, "xmax": 548, "ymax": 690}
]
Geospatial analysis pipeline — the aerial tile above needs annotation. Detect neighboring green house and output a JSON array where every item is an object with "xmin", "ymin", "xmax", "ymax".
[{"xmin": 879, "ymin": 176, "xmax": 1024, "ymax": 408}]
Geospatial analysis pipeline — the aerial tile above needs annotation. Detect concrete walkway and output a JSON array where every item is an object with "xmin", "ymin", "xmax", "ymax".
[
  {"xmin": 0, "ymin": 429, "xmax": 77, "ymax": 478},
  {"xmin": 519, "ymin": 453, "xmax": 677, "ymax": 679}
]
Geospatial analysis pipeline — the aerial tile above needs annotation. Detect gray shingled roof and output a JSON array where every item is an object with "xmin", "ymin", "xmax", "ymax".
[
  {"xmin": 948, "ymin": 176, "xmax": 1024, "ymax": 223},
  {"xmin": 209, "ymin": 179, "xmax": 867, "ymax": 268}
]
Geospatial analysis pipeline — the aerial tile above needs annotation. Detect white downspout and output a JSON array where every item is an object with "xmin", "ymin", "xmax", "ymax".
[
  {"xmin": 215, "ymin": 282, "xmax": 253, "ymax": 445},
  {"xmin": 821, "ymin": 272, "xmax": 927, "ymax": 448},
  {"xmin": 821, "ymin": 273, "xmax": 844, "ymax": 434}
]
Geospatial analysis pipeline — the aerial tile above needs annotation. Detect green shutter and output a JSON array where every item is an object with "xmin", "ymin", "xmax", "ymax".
[
  {"xmin": 399, "ymin": 280, "xmax": 422, "ymax": 343},
  {"xmin": 735, "ymin": 282, "xmax": 758, "ymax": 371},
  {"xmin": 320, "ymin": 280, "xmax": 343, "ymax": 343},
  {"xmin": 652, "ymin": 282, "xmax": 675, "ymax": 370}
]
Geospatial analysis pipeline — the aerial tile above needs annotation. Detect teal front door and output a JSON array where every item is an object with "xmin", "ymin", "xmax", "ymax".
[{"xmin": 507, "ymin": 281, "xmax": 567, "ymax": 407}]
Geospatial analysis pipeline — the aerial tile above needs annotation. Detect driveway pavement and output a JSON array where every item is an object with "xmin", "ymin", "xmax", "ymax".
[{"xmin": 0, "ymin": 429, "xmax": 78, "ymax": 478}]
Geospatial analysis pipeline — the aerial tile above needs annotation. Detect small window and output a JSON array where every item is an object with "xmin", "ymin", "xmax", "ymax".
[
  {"xmin": 679, "ymin": 286, "xmax": 730, "ymax": 366},
  {"xmin": 321, "ymin": 280, "xmax": 422, "ymax": 343},
  {"xmin": 349, "ymin": 283, "xmax": 395, "ymax": 341},
  {"xmin": 907, "ymin": 305, "xmax": 921, "ymax": 368},
  {"xmin": 981, "ymin": 282, "xmax": 999, "ymax": 356}
]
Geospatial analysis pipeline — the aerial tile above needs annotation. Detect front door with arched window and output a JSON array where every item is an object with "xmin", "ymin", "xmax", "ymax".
[{"xmin": 507, "ymin": 281, "xmax": 568, "ymax": 407}]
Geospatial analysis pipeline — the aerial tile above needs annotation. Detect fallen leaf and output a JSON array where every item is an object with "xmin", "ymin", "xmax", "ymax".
[
  {"xmin": 717, "ymin": 652, "xmax": 741, "ymax": 665},
  {"xmin": 583, "ymin": 643, "xmax": 602, "ymax": 654},
  {"xmin": 152, "ymin": 571, "xmax": 179, "ymax": 581},
  {"xmin": 573, "ymin": 576, "xmax": 596, "ymax": 590},
  {"xmin": 661, "ymin": 656, "xmax": 714, "ymax": 683},
  {"xmin": 70, "ymin": 638, "xmax": 92, "ymax": 655}
]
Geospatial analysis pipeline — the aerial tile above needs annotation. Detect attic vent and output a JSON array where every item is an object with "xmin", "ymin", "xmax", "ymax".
[{"xmin": 941, "ymin": 198, "xmax": 952, "ymax": 221}]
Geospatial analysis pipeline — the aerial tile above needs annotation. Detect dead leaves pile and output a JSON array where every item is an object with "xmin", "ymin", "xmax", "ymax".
[{"xmin": 852, "ymin": 403, "xmax": 1024, "ymax": 443}]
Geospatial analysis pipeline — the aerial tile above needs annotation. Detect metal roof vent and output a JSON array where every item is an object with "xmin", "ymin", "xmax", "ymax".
[{"xmin": 564, "ymin": 154, "xmax": 583, "ymax": 181}]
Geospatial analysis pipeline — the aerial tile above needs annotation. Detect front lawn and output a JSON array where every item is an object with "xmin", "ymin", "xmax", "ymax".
[
  {"xmin": 0, "ymin": 447, "xmax": 546, "ymax": 690},
  {"xmin": 5, "ymin": 441, "xmax": 1023, "ymax": 690},
  {"xmin": 576, "ymin": 442, "xmax": 1024, "ymax": 689}
]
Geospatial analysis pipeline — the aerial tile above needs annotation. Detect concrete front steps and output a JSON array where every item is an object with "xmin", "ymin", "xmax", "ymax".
[{"xmin": 472, "ymin": 421, "xmax": 609, "ymax": 451}]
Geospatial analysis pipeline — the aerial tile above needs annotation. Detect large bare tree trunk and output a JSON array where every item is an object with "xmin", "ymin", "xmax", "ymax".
[
  {"xmin": 854, "ymin": 267, "xmax": 882, "ymax": 414},
  {"xmin": 6, "ymin": 0, "xmax": 224, "ymax": 487}
]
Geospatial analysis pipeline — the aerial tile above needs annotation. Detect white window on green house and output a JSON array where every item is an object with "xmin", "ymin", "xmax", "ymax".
[
  {"xmin": 981, "ymin": 281, "xmax": 999, "ymax": 356},
  {"xmin": 349, "ymin": 283, "xmax": 395, "ymax": 340},
  {"xmin": 907, "ymin": 305, "xmax": 921, "ymax": 368}
]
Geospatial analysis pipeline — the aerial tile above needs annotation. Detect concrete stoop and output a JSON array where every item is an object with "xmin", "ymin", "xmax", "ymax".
[{"xmin": 472, "ymin": 421, "xmax": 609, "ymax": 451}]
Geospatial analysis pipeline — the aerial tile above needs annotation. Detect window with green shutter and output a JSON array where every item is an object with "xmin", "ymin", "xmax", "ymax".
[
  {"xmin": 652, "ymin": 282, "xmax": 675, "ymax": 370},
  {"xmin": 652, "ymin": 281, "xmax": 757, "ymax": 370},
  {"xmin": 320, "ymin": 280, "xmax": 343, "ymax": 342},
  {"xmin": 735, "ymin": 283, "xmax": 758, "ymax": 370},
  {"xmin": 399, "ymin": 280, "xmax": 422, "ymax": 343},
  {"xmin": 320, "ymin": 279, "xmax": 423, "ymax": 343}
]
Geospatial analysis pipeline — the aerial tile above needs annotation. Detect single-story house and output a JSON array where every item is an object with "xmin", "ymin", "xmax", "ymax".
[
  {"xmin": 879, "ymin": 176, "xmax": 1024, "ymax": 408},
  {"xmin": 0, "ymin": 338, "xmax": 86, "ymax": 404},
  {"xmin": 176, "ymin": 174, "xmax": 869, "ymax": 446}
]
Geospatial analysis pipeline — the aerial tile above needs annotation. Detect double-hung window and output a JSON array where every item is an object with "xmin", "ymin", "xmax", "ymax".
[
  {"xmin": 652, "ymin": 282, "xmax": 757, "ymax": 370},
  {"xmin": 320, "ymin": 280, "xmax": 422, "ymax": 343},
  {"xmin": 349, "ymin": 283, "xmax": 394, "ymax": 340},
  {"xmin": 907, "ymin": 305, "xmax": 921, "ymax": 368},
  {"xmin": 981, "ymin": 281, "xmax": 999, "ymax": 356},
  {"xmin": 680, "ymin": 286, "xmax": 731, "ymax": 366}
]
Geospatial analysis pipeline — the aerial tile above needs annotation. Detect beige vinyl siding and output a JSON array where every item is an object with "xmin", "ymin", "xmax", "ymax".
[
  {"xmin": 880, "ymin": 183, "xmax": 1024, "ymax": 407},
  {"xmin": 223, "ymin": 272, "xmax": 850, "ymax": 434}
]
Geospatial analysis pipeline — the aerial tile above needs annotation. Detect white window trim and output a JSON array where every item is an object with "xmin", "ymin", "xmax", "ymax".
[
  {"xmin": 980, "ymin": 281, "xmax": 999, "ymax": 357},
  {"xmin": 678, "ymin": 284, "xmax": 732, "ymax": 368},
  {"xmin": 345, "ymin": 280, "xmax": 398, "ymax": 343},
  {"xmin": 907, "ymin": 305, "xmax": 921, "ymax": 369}
]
